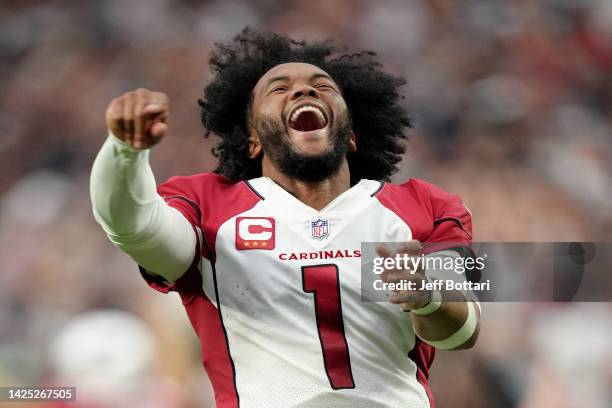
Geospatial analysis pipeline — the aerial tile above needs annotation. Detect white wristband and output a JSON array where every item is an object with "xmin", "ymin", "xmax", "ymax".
[
  {"xmin": 410, "ymin": 290, "xmax": 442, "ymax": 316},
  {"xmin": 421, "ymin": 302, "xmax": 478, "ymax": 350}
]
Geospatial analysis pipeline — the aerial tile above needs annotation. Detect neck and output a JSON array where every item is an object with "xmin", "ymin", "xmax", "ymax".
[{"xmin": 262, "ymin": 158, "xmax": 351, "ymax": 211}]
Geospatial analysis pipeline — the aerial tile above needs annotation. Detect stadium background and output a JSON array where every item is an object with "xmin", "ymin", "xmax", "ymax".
[{"xmin": 1, "ymin": 0, "xmax": 611, "ymax": 407}]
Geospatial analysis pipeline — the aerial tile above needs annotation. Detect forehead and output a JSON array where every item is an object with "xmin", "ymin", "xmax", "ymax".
[{"xmin": 253, "ymin": 62, "xmax": 334, "ymax": 92}]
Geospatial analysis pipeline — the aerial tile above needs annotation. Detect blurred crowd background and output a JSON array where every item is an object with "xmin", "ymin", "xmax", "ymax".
[{"xmin": 1, "ymin": 0, "xmax": 611, "ymax": 407}]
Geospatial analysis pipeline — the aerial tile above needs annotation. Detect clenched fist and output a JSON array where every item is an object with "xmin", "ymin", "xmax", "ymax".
[{"xmin": 106, "ymin": 88, "xmax": 169, "ymax": 150}]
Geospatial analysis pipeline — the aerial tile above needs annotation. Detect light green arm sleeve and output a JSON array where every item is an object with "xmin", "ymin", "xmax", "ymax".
[{"xmin": 90, "ymin": 134, "xmax": 196, "ymax": 282}]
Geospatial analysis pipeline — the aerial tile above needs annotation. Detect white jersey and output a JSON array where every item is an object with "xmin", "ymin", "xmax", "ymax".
[{"xmin": 141, "ymin": 174, "xmax": 472, "ymax": 408}]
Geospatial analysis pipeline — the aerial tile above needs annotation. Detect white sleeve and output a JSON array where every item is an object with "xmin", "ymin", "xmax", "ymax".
[{"xmin": 90, "ymin": 134, "xmax": 196, "ymax": 282}]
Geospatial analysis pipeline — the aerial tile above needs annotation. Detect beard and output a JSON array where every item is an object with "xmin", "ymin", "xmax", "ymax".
[{"xmin": 255, "ymin": 113, "xmax": 352, "ymax": 183}]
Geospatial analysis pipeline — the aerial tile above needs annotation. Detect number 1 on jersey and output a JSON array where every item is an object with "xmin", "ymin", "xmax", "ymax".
[{"xmin": 301, "ymin": 264, "xmax": 355, "ymax": 389}]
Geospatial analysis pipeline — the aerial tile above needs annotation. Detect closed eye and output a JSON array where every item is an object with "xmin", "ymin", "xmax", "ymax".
[{"xmin": 271, "ymin": 86, "xmax": 287, "ymax": 93}]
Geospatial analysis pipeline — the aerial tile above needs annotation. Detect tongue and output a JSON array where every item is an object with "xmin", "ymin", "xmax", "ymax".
[{"xmin": 290, "ymin": 111, "xmax": 324, "ymax": 132}]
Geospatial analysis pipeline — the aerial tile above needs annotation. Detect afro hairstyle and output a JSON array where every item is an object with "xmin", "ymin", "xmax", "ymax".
[{"xmin": 198, "ymin": 28, "xmax": 411, "ymax": 185}]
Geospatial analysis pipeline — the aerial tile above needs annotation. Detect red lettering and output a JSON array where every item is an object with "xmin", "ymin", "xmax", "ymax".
[{"xmin": 278, "ymin": 250, "xmax": 361, "ymax": 261}]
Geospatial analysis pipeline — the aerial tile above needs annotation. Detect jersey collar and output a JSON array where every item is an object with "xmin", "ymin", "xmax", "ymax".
[{"xmin": 246, "ymin": 177, "xmax": 383, "ymax": 216}]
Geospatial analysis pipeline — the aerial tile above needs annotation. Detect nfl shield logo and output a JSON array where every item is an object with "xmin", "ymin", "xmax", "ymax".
[{"xmin": 311, "ymin": 219, "xmax": 329, "ymax": 239}]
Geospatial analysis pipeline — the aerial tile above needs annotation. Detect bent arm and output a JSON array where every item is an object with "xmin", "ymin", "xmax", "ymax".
[
  {"xmin": 411, "ymin": 250, "xmax": 481, "ymax": 350},
  {"xmin": 90, "ymin": 134, "xmax": 195, "ymax": 282},
  {"xmin": 411, "ymin": 294, "xmax": 481, "ymax": 350}
]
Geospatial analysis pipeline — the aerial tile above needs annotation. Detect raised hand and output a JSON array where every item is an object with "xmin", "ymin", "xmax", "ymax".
[{"xmin": 105, "ymin": 88, "xmax": 170, "ymax": 150}]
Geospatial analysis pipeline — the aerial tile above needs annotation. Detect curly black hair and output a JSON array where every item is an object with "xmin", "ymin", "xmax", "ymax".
[{"xmin": 198, "ymin": 28, "xmax": 411, "ymax": 185}]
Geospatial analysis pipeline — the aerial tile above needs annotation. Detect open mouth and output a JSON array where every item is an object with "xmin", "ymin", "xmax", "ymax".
[{"xmin": 288, "ymin": 105, "xmax": 328, "ymax": 132}]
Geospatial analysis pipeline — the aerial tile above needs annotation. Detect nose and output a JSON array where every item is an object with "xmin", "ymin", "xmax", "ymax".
[{"xmin": 291, "ymin": 84, "xmax": 319, "ymax": 100}]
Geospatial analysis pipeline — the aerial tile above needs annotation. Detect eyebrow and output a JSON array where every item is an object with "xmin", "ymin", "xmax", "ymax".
[
  {"xmin": 309, "ymin": 73, "xmax": 333, "ymax": 82},
  {"xmin": 265, "ymin": 72, "xmax": 335, "ymax": 90}
]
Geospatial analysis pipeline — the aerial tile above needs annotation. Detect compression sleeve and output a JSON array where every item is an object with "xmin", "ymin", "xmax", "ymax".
[{"xmin": 90, "ymin": 134, "xmax": 196, "ymax": 282}]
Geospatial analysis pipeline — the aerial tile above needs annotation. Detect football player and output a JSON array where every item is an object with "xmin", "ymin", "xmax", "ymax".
[{"xmin": 91, "ymin": 29, "xmax": 480, "ymax": 408}]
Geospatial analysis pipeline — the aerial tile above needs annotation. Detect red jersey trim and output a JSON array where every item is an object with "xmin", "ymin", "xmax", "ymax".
[
  {"xmin": 408, "ymin": 339, "xmax": 435, "ymax": 407},
  {"xmin": 141, "ymin": 174, "xmax": 266, "ymax": 407}
]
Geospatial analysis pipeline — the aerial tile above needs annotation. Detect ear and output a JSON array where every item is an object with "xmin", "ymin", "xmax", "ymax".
[
  {"xmin": 348, "ymin": 131, "xmax": 357, "ymax": 153},
  {"xmin": 248, "ymin": 130, "xmax": 262, "ymax": 159}
]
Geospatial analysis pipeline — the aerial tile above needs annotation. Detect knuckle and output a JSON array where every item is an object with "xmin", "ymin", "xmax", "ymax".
[
  {"xmin": 154, "ymin": 92, "xmax": 169, "ymax": 103},
  {"xmin": 124, "ymin": 91, "xmax": 137, "ymax": 101},
  {"xmin": 136, "ymin": 89, "xmax": 152, "ymax": 99},
  {"xmin": 109, "ymin": 99, "xmax": 122, "ymax": 111}
]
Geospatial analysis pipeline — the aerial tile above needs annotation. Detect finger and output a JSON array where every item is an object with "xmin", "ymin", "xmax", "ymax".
[
  {"xmin": 122, "ymin": 93, "xmax": 135, "ymax": 144},
  {"xmin": 390, "ymin": 291, "xmax": 428, "ymax": 305},
  {"xmin": 382, "ymin": 271, "xmax": 426, "ymax": 287},
  {"xmin": 106, "ymin": 98, "xmax": 123, "ymax": 138},
  {"xmin": 389, "ymin": 291, "xmax": 414, "ymax": 304},
  {"xmin": 149, "ymin": 121, "xmax": 167, "ymax": 140},
  {"xmin": 142, "ymin": 103, "xmax": 166, "ymax": 116},
  {"xmin": 142, "ymin": 96, "xmax": 169, "ymax": 141},
  {"xmin": 131, "ymin": 98, "xmax": 147, "ymax": 149},
  {"xmin": 381, "ymin": 270, "xmax": 411, "ymax": 284},
  {"xmin": 375, "ymin": 244, "xmax": 393, "ymax": 258},
  {"xmin": 151, "ymin": 91, "xmax": 169, "ymax": 108},
  {"xmin": 389, "ymin": 290, "xmax": 421, "ymax": 304},
  {"xmin": 396, "ymin": 240, "xmax": 422, "ymax": 255},
  {"xmin": 142, "ymin": 92, "xmax": 169, "ymax": 116},
  {"xmin": 133, "ymin": 91, "xmax": 147, "ymax": 147}
]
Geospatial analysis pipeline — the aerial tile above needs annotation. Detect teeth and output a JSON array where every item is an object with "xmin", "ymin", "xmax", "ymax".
[{"xmin": 290, "ymin": 105, "xmax": 326, "ymax": 124}]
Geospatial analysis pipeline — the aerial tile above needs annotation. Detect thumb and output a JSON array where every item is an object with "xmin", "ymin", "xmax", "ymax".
[
  {"xmin": 150, "ymin": 122, "xmax": 168, "ymax": 138},
  {"xmin": 142, "ymin": 104, "xmax": 166, "ymax": 116}
]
